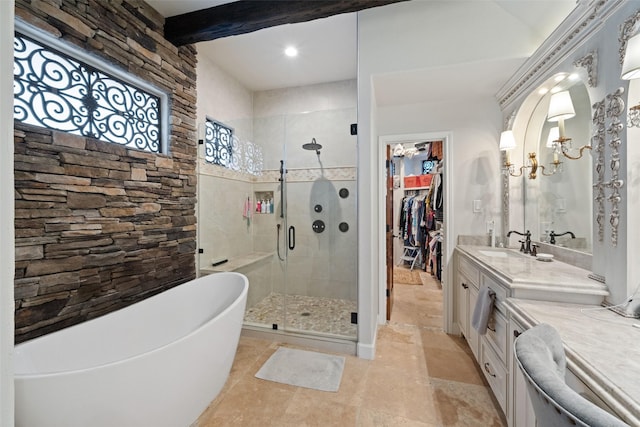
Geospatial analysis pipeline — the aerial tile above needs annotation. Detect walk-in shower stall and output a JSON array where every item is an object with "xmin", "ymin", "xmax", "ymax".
[{"xmin": 197, "ymin": 81, "xmax": 358, "ymax": 344}]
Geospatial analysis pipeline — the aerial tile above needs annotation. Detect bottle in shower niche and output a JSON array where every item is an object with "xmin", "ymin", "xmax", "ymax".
[
  {"xmin": 256, "ymin": 200, "xmax": 261, "ymax": 213},
  {"xmin": 269, "ymin": 199, "xmax": 274, "ymax": 214}
]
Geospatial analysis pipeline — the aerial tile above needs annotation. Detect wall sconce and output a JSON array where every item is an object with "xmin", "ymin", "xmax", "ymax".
[
  {"xmin": 547, "ymin": 90, "xmax": 591, "ymax": 159},
  {"xmin": 622, "ymin": 32, "xmax": 640, "ymax": 127},
  {"xmin": 500, "ymin": 130, "xmax": 560, "ymax": 179},
  {"xmin": 500, "ymin": 130, "xmax": 517, "ymax": 175},
  {"xmin": 545, "ymin": 126, "xmax": 563, "ymax": 173}
]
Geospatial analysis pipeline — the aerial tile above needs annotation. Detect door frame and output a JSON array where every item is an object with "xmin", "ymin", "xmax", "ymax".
[
  {"xmin": 385, "ymin": 144, "xmax": 394, "ymax": 320},
  {"xmin": 377, "ymin": 132, "xmax": 454, "ymax": 333}
]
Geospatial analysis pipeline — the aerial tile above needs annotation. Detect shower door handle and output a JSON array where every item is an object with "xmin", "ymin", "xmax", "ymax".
[{"xmin": 288, "ymin": 226, "xmax": 295, "ymax": 250}]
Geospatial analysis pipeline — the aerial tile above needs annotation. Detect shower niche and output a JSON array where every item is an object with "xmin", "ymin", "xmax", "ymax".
[{"xmin": 254, "ymin": 191, "xmax": 274, "ymax": 214}]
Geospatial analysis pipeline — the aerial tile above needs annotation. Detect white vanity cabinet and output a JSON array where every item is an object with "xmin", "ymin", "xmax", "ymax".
[
  {"xmin": 455, "ymin": 255, "xmax": 480, "ymax": 357},
  {"xmin": 454, "ymin": 246, "xmax": 635, "ymax": 426},
  {"xmin": 455, "ymin": 250, "xmax": 510, "ymax": 414}
]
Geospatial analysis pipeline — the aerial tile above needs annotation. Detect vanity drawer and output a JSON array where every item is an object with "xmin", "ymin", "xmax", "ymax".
[
  {"xmin": 486, "ymin": 309, "xmax": 508, "ymax": 363},
  {"xmin": 481, "ymin": 341, "xmax": 508, "ymax": 414},
  {"xmin": 459, "ymin": 255, "xmax": 480, "ymax": 287},
  {"xmin": 481, "ymin": 274, "xmax": 508, "ymax": 314}
]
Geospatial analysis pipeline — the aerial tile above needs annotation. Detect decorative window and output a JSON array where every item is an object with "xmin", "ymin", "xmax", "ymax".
[
  {"xmin": 13, "ymin": 31, "xmax": 165, "ymax": 153},
  {"xmin": 204, "ymin": 119, "xmax": 236, "ymax": 168},
  {"xmin": 201, "ymin": 117, "xmax": 263, "ymax": 175}
]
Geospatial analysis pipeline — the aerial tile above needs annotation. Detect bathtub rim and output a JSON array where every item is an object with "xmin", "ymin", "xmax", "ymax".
[{"xmin": 14, "ymin": 271, "xmax": 248, "ymax": 379}]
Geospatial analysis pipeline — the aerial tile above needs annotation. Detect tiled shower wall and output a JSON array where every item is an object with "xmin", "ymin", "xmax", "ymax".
[
  {"xmin": 14, "ymin": 1, "xmax": 197, "ymax": 342},
  {"xmin": 196, "ymin": 54, "xmax": 358, "ymax": 313}
]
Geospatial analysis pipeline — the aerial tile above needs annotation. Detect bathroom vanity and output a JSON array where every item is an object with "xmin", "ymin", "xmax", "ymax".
[{"xmin": 455, "ymin": 245, "xmax": 639, "ymax": 427}]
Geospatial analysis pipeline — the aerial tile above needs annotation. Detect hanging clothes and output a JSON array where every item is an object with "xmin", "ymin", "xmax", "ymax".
[
  {"xmin": 430, "ymin": 140, "xmax": 443, "ymax": 160},
  {"xmin": 398, "ymin": 193, "xmax": 427, "ymax": 254}
]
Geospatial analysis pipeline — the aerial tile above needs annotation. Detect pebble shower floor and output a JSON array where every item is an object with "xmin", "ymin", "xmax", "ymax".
[{"xmin": 244, "ymin": 293, "xmax": 357, "ymax": 338}]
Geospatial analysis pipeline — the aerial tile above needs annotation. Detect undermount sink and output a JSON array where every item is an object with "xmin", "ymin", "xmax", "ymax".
[{"xmin": 478, "ymin": 250, "xmax": 509, "ymax": 258}]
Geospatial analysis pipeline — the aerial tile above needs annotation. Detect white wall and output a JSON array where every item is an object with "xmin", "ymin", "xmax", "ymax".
[
  {"xmin": 1, "ymin": 1, "xmax": 15, "ymax": 424},
  {"xmin": 196, "ymin": 53, "xmax": 254, "ymax": 141}
]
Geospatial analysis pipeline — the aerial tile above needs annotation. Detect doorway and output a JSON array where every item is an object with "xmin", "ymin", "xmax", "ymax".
[{"xmin": 378, "ymin": 132, "xmax": 453, "ymax": 332}]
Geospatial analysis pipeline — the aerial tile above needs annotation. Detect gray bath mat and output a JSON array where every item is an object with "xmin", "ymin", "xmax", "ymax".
[{"xmin": 255, "ymin": 347, "xmax": 345, "ymax": 392}]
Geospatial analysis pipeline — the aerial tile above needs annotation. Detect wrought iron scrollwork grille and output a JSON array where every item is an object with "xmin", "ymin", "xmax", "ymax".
[
  {"xmin": 14, "ymin": 33, "xmax": 161, "ymax": 153},
  {"xmin": 204, "ymin": 120, "xmax": 235, "ymax": 168}
]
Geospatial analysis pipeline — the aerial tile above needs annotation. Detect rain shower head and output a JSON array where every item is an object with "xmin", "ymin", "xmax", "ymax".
[{"xmin": 302, "ymin": 138, "xmax": 322, "ymax": 154}]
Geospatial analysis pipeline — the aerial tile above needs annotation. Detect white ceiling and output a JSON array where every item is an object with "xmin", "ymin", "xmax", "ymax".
[
  {"xmin": 146, "ymin": 0, "xmax": 577, "ymax": 102},
  {"xmin": 197, "ymin": 13, "xmax": 357, "ymax": 91}
]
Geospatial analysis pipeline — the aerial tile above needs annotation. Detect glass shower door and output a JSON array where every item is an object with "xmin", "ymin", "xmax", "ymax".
[{"xmin": 280, "ymin": 109, "xmax": 357, "ymax": 339}]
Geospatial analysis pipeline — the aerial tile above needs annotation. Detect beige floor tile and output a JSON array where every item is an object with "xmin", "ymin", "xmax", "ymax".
[
  {"xmin": 422, "ymin": 346, "xmax": 486, "ymax": 385},
  {"xmin": 276, "ymin": 392, "xmax": 359, "ymax": 426},
  {"xmin": 198, "ymin": 377, "xmax": 297, "ymax": 426},
  {"xmin": 361, "ymin": 367, "xmax": 439, "ymax": 425},
  {"xmin": 420, "ymin": 329, "xmax": 473, "ymax": 354},
  {"xmin": 358, "ymin": 408, "xmax": 440, "ymax": 427},
  {"xmin": 431, "ymin": 378, "xmax": 507, "ymax": 426}
]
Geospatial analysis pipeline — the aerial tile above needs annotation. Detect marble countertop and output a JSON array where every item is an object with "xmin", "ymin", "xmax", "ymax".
[
  {"xmin": 507, "ymin": 298, "xmax": 640, "ymax": 426},
  {"xmin": 456, "ymin": 245, "xmax": 608, "ymax": 302}
]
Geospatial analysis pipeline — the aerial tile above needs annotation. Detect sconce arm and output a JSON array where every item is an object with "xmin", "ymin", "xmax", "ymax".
[
  {"xmin": 539, "ymin": 165, "xmax": 552, "ymax": 176},
  {"xmin": 561, "ymin": 144, "xmax": 592, "ymax": 160},
  {"xmin": 503, "ymin": 161, "xmax": 524, "ymax": 177}
]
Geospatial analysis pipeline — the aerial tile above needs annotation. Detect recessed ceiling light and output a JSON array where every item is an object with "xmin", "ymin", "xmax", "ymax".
[{"xmin": 284, "ymin": 46, "xmax": 298, "ymax": 57}]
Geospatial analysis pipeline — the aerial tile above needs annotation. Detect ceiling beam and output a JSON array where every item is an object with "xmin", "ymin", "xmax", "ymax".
[{"xmin": 164, "ymin": 0, "xmax": 407, "ymax": 46}]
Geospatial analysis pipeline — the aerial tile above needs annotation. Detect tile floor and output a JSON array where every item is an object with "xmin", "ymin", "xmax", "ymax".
[{"xmin": 195, "ymin": 267, "xmax": 507, "ymax": 426}]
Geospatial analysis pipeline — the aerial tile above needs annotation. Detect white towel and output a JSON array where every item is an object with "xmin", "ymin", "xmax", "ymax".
[{"xmin": 471, "ymin": 286, "xmax": 496, "ymax": 335}]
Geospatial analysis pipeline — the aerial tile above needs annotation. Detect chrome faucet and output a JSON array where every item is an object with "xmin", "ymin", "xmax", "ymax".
[
  {"xmin": 507, "ymin": 230, "xmax": 532, "ymax": 254},
  {"xmin": 549, "ymin": 230, "xmax": 575, "ymax": 245}
]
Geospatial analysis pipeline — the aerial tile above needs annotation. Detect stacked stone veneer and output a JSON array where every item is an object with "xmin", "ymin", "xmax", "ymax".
[{"xmin": 14, "ymin": 0, "xmax": 197, "ymax": 342}]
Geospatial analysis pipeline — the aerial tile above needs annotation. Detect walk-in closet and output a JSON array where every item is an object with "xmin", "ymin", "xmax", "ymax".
[{"xmin": 392, "ymin": 140, "xmax": 444, "ymax": 281}]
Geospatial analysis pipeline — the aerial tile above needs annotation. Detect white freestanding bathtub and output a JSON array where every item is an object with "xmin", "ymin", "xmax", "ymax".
[{"xmin": 14, "ymin": 272, "xmax": 248, "ymax": 427}]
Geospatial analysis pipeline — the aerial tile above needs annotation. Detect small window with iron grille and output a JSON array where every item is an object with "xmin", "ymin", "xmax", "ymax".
[
  {"xmin": 13, "ymin": 29, "xmax": 167, "ymax": 153},
  {"xmin": 203, "ymin": 119, "xmax": 236, "ymax": 169}
]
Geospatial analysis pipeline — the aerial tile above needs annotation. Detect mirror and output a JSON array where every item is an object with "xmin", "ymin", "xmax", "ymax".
[{"xmin": 518, "ymin": 75, "xmax": 593, "ymax": 253}]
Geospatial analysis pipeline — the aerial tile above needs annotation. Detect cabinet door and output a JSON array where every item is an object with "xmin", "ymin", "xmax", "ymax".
[
  {"xmin": 467, "ymin": 284, "xmax": 479, "ymax": 359},
  {"xmin": 508, "ymin": 319, "xmax": 535, "ymax": 427},
  {"xmin": 456, "ymin": 272, "xmax": 470, "ymax": 338}
]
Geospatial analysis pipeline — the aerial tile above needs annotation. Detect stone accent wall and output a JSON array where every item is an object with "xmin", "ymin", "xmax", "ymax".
[{"xmin": 14, "ymin": 0, "xmax": 197, "ymax": 342}]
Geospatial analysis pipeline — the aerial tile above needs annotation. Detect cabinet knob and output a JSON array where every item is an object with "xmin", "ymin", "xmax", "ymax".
[
  {"xmin": 513, "ymin": 330, "xmax": 521, "ymax": 338},
  {"xmin": 461, "ymin": 283, "xmax": 469, "ymax": 289}
]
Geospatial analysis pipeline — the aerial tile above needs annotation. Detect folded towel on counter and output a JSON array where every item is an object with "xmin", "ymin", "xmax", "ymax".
[{"xmin": 471, "ymin": 286, "xmax": 496, "ymax": 335}]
